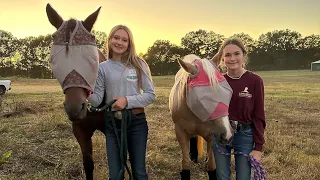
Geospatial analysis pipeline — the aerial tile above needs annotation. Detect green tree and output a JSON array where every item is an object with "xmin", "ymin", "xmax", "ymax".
[
  {"xmin": 92, "ymin": 30, "xmax": 107, "ymax": 53},
  {"xmin": 19, "ymin": 34, "xmax": 52, "ymax": 78},
  {"xmin": 257, "ymin": 29, "xmax": 302, "ymax": 52},
  {"xmin": 144, "ymin": 40, "xmax": 186, "ymax": 75},
  {"xmin": 181, "ymin": 29, "xmax": 224, "ymax": 58},
  {"xmin": 0, "ymin": 30, "xmax": 19, "ymax": 76},
  {"xmin": 229, "ymin": 33, "xmax": 256, "ymax": 53}
]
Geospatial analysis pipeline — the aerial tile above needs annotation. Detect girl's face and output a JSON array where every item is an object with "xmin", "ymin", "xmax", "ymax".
[
  {"xmin": 110, "ymin": 29, "xmax": 129, "ymax": 56},
  {"xmin": 222, "ymin": 44, "xmax": 245, "ymax": 70}
]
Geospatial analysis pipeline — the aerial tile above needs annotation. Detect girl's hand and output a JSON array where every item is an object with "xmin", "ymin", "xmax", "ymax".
[
  {"xmin": 112, "ymin": 97, "xmax": 128, "ymax": 110},
  {"xmin": 249, "ymin": 150, "xmax": 262, "ymax": 161}
]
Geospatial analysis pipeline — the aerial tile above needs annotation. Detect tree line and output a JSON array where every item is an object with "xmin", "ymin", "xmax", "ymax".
[{"xmin": 0, "ymin": 29, "xmax": 319, "ymax": 77}]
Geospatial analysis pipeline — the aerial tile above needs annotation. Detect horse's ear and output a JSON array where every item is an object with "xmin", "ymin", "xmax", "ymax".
[
  {"xmin": 83, "ymin": 7, "xmax": 102, "ymax": 32},
  {"xmin": 46, "ymin": 3, "xmax": 63, "ymax": 29},
  {"xmin": 178, "ymin": 59, "xmax": 198, "ymax": 75}
]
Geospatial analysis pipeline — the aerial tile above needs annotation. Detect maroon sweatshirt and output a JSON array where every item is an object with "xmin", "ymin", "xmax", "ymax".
[{"xmin": 224, "ymin": 71, "xmax": 266, "ymax": 151}]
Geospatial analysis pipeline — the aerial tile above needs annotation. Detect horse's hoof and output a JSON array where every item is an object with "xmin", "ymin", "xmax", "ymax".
[
  {"xmin": 180, "ymin": 169, "xmax": 190, "ymax": 180},
  {"xmin": 208, "ymin": 170, "xmax": 217, "ymax": 180}
]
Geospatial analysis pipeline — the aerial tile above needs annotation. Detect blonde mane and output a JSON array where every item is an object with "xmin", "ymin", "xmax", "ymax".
[{"xmin": 174, "ymin": 55, "xmax": 219, "ymax": 99}]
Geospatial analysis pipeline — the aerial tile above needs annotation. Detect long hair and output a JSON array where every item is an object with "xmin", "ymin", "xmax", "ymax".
[
  {"xmin": 105, "ymin": 25, "xmax": 152, "ymax": 88},
  {"xmin": 65, "ymin": 19, "xmax": 77, "ymax": 54}
]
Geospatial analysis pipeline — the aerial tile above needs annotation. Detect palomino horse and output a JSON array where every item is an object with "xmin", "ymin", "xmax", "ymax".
[
  {"xmin": 169, "ymin": 54, "xmax": 233, "ymax": 180},
  {"xmin": 45, "ymin": 3, "xmax": 106, "ymax": 180}
]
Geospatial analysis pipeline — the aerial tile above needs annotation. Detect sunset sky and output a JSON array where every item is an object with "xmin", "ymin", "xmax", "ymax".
[{"xmin": 1, "ymin": 0, "xmax": 319, "ymax": 54}]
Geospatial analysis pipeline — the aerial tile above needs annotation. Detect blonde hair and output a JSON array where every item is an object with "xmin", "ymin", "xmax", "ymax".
[
  {"xmin": 105, "ymin": 25, "xmax": 152, "ymax": 88},
  {"xmin": 212, "ymin": 38, "xmax": 248, "ymax": 71}
]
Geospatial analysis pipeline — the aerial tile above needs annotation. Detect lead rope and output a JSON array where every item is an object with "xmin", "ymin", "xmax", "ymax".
[
  {"xmin": 89, "ymin": 100, "xmax": 133, "ymax": 180},
  {"xmin": 215, "ymin": 143, "xmax": 267, "ymax": 180}
]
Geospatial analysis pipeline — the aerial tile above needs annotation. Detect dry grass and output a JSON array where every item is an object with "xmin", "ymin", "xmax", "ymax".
[{"xmin": 0, "ymin": 70, "xmax": 320, "ymax": 180}]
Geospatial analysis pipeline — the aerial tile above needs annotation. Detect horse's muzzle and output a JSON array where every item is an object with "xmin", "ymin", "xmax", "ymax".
[
  {"xmin": 215, "ymin": 132, "xmax": 233, "ymax": 145},
  {"xmin": 64, "ymin": 102, "xmax": 88, "ymax": 121}
]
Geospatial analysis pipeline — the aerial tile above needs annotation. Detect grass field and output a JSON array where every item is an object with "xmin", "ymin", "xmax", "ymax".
[{"xmin": 0, "ymin": 70, "xmax": 320, "ymax": 180}]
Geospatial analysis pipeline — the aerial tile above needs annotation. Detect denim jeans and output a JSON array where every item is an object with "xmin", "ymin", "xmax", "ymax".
[
  {"xmin": 104, "ymin": 112, "xmax": 149, "ymax": 180},
  {"xmin": 212, "ymin": 127, "xmax": 254, "ymax": 180}
]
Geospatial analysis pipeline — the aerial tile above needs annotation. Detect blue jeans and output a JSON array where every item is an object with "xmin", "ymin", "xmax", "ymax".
[
  {"xmin": 104, "ymin": 112, "xmax": 149, "ymax": 180},
  {"xmin": 212, "ymin": 128, "xmax": 254, "ymax": 180}
]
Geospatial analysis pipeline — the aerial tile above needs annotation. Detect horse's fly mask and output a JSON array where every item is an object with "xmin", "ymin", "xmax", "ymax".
[
  {"xmin": 49, "ymin": 20, "xmax": 99, "ymax": 93},
  {"xmin": 186, "ymin": 61, "xmax": 233, "ymax": 122}
]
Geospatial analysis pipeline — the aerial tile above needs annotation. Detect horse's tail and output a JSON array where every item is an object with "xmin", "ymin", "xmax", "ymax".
[{"xmin": 190, "ymin": 135, "xmax": 205, "ymax": 163}]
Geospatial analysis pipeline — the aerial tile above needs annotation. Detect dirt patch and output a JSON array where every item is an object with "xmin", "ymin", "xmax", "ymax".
[
  {"xmin": 0, "ymin": 95, "xmax": 50, "ymax": 118},
  {"xmin": 0, "ymin": 107, "xmax": 38, "ymax": 118}
]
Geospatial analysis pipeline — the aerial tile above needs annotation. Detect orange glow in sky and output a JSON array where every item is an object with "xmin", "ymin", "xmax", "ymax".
[{"xmin": 1, "ymin": 0, "xmax": 319, "ymax": 54}]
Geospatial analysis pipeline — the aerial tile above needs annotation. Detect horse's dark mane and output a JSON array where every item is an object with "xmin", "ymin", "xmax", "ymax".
[
  {"xmin": 65, "ymin": 18, "xmax": 77, "ymax": 53},
  {"xmin": 65, "ymin": 18, "xmax": 76, "ymax": 42}
]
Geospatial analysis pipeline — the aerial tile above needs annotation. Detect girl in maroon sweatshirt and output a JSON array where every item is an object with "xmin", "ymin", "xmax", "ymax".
[{"xmin": 211, "ymin": 38, "xmax": 266, "ymax": 180}]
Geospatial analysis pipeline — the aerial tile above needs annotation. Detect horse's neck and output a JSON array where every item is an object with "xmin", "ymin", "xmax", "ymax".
[
  {"xmin": 98, "ymin": 50, "xmax": 107, "ymax": 63},
  {"xmin": 170, "ymin": 79, "xmax": 199, "ymax": 123}
]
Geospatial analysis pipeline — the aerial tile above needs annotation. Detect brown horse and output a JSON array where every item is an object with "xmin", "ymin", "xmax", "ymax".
[
  {"xmin": 45, "ymin": 3, "xmax": 106, "ymax": 180},
  {"xmin": 169, "ymin": 54, "xmax": 233, "ymax": 180}
]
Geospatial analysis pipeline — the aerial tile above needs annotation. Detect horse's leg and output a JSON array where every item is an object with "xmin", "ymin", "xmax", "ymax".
[
  {"xmin": 189, "ymin": 136, "xmax": 198, "ymax": 163},
  {"xmin": 175, "ymin": 123, "xmax": 191, "ymax": 180},
  {"xmin": 72, "ymin": 122, "xmax": 94, "ymax": 180},
  {"xmin": 205, "ymin": 137, "xmax": 217, "ymax": 180}
]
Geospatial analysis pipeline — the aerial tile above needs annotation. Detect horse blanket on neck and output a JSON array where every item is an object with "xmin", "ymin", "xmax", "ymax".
[
  {"xmin": 49, "ymin": 20, "xmax": 99, "ymax": 92},
  {"xmin": 186, "ymin": 61, "xmax": 233, "ymax": 122}
]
